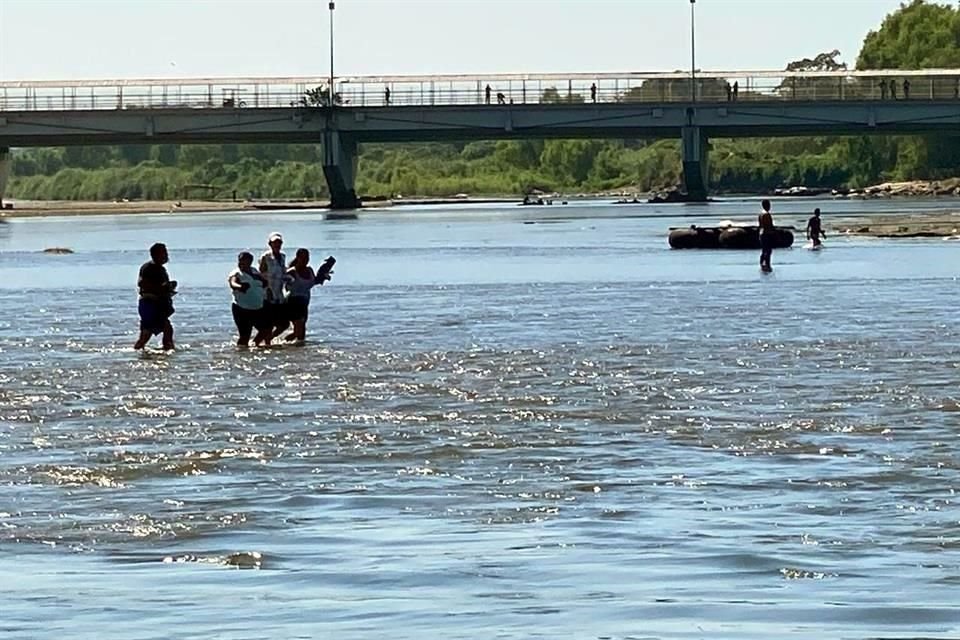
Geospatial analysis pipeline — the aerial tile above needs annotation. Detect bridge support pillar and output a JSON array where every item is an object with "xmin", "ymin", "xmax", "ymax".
[
  {"xmin": 322, "ymin": 131, "xmax": 360, "ymax": 210},
  {"xmin": 681, "ymin": 126, "xmax": 709, "ymax": 202},
  {"xmin": 0, "ymin": 147, "xmax": 10, "ymax": 210}
]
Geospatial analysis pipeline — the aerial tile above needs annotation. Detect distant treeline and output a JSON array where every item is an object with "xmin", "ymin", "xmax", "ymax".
[
  {"xmin": 0, "ymin": 138, "xmax": 906, "ymax": 201},
  {"xmin": 9, "ymin": 0, "xmax": 960, "ymax": 201}
]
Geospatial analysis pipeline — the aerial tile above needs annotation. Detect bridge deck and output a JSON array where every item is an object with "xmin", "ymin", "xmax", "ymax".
[
  {"xmin": 3, "ymin": 70, "xmax": 960, "ymax": 111},
  {"xmin": 3, "ymin": 101, "xmax": 960, "ymax": 148}
]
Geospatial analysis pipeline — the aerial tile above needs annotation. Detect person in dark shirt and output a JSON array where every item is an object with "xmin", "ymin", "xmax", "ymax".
[
  {"xmin": 806, "ymin": 207, "xmax": 826, "ymax": 248},
  {"xmin": 758, "ymin": 199, "xmax": 775, "ymax": 272},
  {"xmin": 134, "ymin": 243, "xmax": 177, "ymax": 350}
]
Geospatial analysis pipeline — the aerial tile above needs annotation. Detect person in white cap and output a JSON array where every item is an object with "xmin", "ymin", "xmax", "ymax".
[{"xmin": 259, "ymin": 232, "xmax": 290, "ymax": 336}]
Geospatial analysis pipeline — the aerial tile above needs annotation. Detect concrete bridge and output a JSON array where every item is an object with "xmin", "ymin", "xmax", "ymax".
[{"xmin": 2, "ymin": 70, "xmax": 960, "ymax": 208}]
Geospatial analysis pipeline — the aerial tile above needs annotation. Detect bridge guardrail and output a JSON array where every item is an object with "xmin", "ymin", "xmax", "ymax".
[{"xmin": 2, "ymin": 71, "xmax": 960, "ymax": 111}]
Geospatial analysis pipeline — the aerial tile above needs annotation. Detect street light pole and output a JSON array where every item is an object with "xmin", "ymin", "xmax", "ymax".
[
  {"xmin": 329, "ymin": 1, "xmax": 335, "ymax": 107},
  {"xmin": 690, "ymin": 0, "xmax": 696, "ymax": 104}
]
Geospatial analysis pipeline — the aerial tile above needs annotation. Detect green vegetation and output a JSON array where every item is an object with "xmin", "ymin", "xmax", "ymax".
[
  {"xmin": 8, "ymin": 0, "xmax": 960, "ymax": 201},
  {"xmin": 851, "ymin": 0, "xmax": 960, "ymax": 184}
]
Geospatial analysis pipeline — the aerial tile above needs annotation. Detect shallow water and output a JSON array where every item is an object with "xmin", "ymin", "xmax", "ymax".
[{"xmin": 1, "ymin": 198, "xmax": 959, "ymax": 639}]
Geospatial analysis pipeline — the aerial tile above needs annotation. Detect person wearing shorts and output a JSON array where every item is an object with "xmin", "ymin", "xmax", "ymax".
[
  {"xmin": 228, "ymin": 251, "xmax": 271, "ymax": 347},
  {"xmin": 282, "ymin": 248, "xmax": 334, "ymax": 343},
  {"xmin": 134, "ymin": 242, "xmax": 177, "ymax": 350}
]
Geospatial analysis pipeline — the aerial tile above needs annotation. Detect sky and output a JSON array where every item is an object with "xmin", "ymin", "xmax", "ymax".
[{"xmin": 0, "ymin": 0, "xmax": 906, "ymax": 81}]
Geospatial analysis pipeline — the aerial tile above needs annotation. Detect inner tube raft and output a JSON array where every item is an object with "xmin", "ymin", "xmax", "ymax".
[{"xmin": 669, "ymin": 225, "xmax": 794, "ymax": 249}]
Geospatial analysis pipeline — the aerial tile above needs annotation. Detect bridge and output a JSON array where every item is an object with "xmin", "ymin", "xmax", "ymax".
[{"xmin": 2, "ymin": 69, "xmax": 960, "ymax": 207}]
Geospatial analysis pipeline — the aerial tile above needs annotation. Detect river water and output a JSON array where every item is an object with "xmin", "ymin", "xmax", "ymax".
[{"xmin": 0, "ymin": 198, "xmax": 958, "ymax": 639}]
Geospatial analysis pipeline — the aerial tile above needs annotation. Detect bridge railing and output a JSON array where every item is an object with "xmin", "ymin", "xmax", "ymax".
[{"xmin": 2, "ymin": 71, "xmax": 960, "ymax": 111}]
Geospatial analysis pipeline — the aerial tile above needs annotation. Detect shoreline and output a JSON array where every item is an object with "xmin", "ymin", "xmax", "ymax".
[
  {"xmin": 5, "ymin": 187, "xmax": 960, "ymax": 220},
  {"xmin": 0, "ymin": 199, "xmax": 330, "ymax": 218},
  {"xmin": 4, "ymin": 198, "xmax": 960, "ymax": 239},
  {"xmin": 5, "ymin": 176, "xmax": 960, "ymax": 219},
  {"xmin": 0, "ymin": 197, "xmax": 526, "ymax": 218}
]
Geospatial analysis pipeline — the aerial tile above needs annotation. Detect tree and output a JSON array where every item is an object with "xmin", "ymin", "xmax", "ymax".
[
  {"xmin": 856, "ymin": 0, "xmax": 960, "ymax": 178},
  {"xmin": 303, "ymin": 85, "xmax": 343, "ymax": 107},
  {"xmin": 786, "ymin": 49, "xmax": 848, "ymax": 72},
  {"xmin": 858, "ymin": 0, "xmax": 960, "ymax": 69},
  {"xmin": 63, "ymin": 146, "xmax": 115, "ymax": 169},
  {"xmin": 541, "ymin": 87, "xmax": 584, "ymax": 104},
  {"xmin": 624, "ymin": 76, "xmax": 729, "ymax": 103},
  {"xmin": 539, "ymin": 140, "xmax": 606, "ymax": 183},
  {"xmin": 779, "ymin": 50, "xmax": 851, "ymax": 101},
  {"xmin": 153, "ymin": 145, "xmax": 179, "ymax": 166}
]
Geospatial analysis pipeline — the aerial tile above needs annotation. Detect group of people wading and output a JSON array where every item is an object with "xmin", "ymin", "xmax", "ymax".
[
  {"xmin": 134, "ymin": 232, "xmax": 335, "ymax": 351},
  {"xmin": 132, "ymin": 204, "xmax": 825, "ymax": 349},
  {"xmin": 758, "ymin": 199, "xmax": 827, "ymax": 272}
]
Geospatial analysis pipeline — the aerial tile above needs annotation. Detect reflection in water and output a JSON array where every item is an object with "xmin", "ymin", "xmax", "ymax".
[{"xmin": 0, "ymin": 203, "xmax": 959, "ymax": 639}]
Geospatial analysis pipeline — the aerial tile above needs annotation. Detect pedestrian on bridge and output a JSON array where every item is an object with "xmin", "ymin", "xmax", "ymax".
[
  {"xmin": 733, "ymin": 81, "xmax": 739, "ymax": 101},
  {"xmin": 903, "ymin": 78, "xmax": 910, "ymax": 100},
  {"xmin": 497, "ymin": 92, "xmax": 507, "ymax": 105},
  {"xmin": 384, "ymin": 86, "xmax": 391, "ymax": 105},
  {"xmin": 485, "ymin": 84, "xmax": 492, "ymax": 104},
  {"xmin": 889, "ymin": 79, "xmax": 897, "ymax": 100},
  {"xmin": 879, "ymin": 79, "xmax": 887, "ymax": 100},
  {"xmin": 591, "ymin": 83, "xmax": 597, "ymax": 103}
]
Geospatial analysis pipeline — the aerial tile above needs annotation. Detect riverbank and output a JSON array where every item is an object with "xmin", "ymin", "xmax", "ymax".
[
  {"xmin": 0, "ymin": 200, "xmax": 330, "ymax": 218},
  {"xmin": 830, "ymin": 211, "xmax": 960, "ymax": 238},
  {"xmin": 4, "ymin": 198, "xmax": 960, "ymax": 241},
  {"xmin": 0, "ymin": 196, "xmax": 529, "ymax": 218},
  {"xmin": 772, "ymin": 178, "xmax": 960, "ymax": 199}
]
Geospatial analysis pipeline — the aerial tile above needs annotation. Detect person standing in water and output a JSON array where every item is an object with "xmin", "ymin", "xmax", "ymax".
[
  {"xmin": 806, "ymin": 207, "xmax": 826, "ymax": 248},
  {"xmin": 758, "ymin": 199, "xmax": 776, "ymax": 272},
  {"xmin": 282, "ymin": 248, "xmax": 335, "ymax": 343},
  {"xmin": 134, "ymin": 243, "xmax": 177, "ymax": 350},
  {"xmin": 228, "ymin": 251, "xmax": 271, "ymax": 347},
  {"xmin": 259, "ymin": 232, "xmax": 290, "ymax": 338}
]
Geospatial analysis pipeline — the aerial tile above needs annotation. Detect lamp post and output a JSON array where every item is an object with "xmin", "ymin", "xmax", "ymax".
[
  {"xmin": 690, "ymin": 0, "xmax": 696, "ymax": 104},
  {"xmin": 328, "ymin": 1, "xmax": 336, "ymax": 107}
]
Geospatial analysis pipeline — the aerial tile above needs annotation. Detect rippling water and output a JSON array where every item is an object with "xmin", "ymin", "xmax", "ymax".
[{"xmin": 1, "ymin": 199, "xmax": 959, "ymax": 639}]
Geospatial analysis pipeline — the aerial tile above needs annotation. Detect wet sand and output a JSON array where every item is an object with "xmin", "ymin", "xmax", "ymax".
[
  {"xmin": 0, "ymin": 199, "xmax": 330, "ymax": 218},
  {"xmin": 830, "ymin": 212, "xmax": 960, "ymax": 238},
  {"xmin": 0, "ymin": 197, "xmax": 519, "ymax": 218}
]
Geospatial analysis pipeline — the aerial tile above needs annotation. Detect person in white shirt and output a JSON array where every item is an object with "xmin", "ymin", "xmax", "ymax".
[
  {"xmin": 228, "ymin": 251, "xmax": 270, "ymax": 347},
  {"xmin": 258, "ymin": 231, "xmax": 291, "ymax": 338}
]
